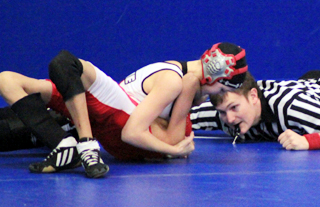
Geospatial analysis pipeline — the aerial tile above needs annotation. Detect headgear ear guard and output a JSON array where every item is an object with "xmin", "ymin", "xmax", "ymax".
[{"xmin": 200, "ymin": 43, "xmax": 248, "ymax": 88}]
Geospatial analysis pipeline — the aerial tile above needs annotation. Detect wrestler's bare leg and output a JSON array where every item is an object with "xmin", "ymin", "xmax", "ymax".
[
  {"xmin": 0, "ymin": 71, "xmax": 81, "ymax": 172},
  {"xmin": 0, "ymin": 71, "xmax": 52, "ymax": 105}
]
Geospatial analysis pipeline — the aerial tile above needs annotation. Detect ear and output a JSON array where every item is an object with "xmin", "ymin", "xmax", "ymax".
[{"xmin": 249, "ymin": 88, "xmax": 259, "ymax": 104}]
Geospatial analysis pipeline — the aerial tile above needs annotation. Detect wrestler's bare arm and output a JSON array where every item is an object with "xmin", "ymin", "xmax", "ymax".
[
  {"xmin": 158, "ymin": 73, "xmax": 200, "ymax": 145},
  {"xmin": 122, "ymin": 70, "xmax": 194, "ymax": 156}
]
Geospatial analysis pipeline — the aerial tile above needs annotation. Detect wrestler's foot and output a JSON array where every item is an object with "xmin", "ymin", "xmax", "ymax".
[
  {"xmin": 29, "ymin": 136, "xmax": 81, "ymax": 173},
  {"xmin": 77, "ymin": 138, "xmax": 109, "ymax": 178}
]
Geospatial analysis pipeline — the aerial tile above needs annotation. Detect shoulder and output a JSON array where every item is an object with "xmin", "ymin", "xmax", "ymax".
[
  {"xmin": 142, "ymin": 62, "xmax": 183, "ymax": 77},
  {"xmin": 154, "ymin": 70, "xmax": 183, "ymax": 91}
]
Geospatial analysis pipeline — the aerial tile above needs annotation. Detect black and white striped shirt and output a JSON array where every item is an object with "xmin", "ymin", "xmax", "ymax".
[{"xmin": 190, "ymin": 78, "xmax": 320, "ymax": 142}]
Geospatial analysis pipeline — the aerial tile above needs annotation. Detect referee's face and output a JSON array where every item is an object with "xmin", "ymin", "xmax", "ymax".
[{"xmin": 215, "ymin": 89, "xmax": 260, "ymax": 134}]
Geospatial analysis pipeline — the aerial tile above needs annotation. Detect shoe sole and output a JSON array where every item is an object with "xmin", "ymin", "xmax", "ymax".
[
  {"xmin": 29, "ymin": 159, "xmax": 82, "ymax": 173},
  {"xmin": 86, "ymin": 165, "xmax": 110, "ymax": 178}
]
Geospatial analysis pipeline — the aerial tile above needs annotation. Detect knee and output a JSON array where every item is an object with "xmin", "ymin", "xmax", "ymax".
[
  {"xmin": 0, "ymin": 71, "xmax": 14, "ymax": 83},
  {"xmin": 48, "ymin": 50, "xmax": 85, "ymax": 101},
  {"xmin": 0, "ymin": 71, "xmax": 17, "ymax": 93},
  {"xmin": 48, "ymin": 50, "xmax": 83, "ymax": 80}
]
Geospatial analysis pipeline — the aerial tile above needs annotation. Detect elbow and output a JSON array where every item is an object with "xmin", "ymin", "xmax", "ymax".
[
  {"xmin": 121, "ymin": 126, "xmax": 140, "ymax": 145},
  {"xmin": 121, "ymin": 127, "xmax": 131, "ymax": 143}
]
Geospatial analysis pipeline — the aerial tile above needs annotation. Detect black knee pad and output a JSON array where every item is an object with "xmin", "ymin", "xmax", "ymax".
[{"xmin": 49, "ymin": 50, "xmax": 85, "ymax": 101}]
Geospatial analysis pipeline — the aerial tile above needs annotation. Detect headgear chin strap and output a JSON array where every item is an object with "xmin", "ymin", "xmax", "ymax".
[{"xmin": 200, "ymin": 43, "xmax": 248, "ymax": 88}]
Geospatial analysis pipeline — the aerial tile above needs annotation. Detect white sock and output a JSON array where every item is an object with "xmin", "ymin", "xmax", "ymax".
[{"xmin": 76, "ymin": 140, "xmax": 100, "ymax": 154}]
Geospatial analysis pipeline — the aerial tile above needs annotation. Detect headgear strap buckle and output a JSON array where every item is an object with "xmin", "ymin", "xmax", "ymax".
[{"xmin": 200, "ymin": 43, "xmax": 248, "ymax": 86}]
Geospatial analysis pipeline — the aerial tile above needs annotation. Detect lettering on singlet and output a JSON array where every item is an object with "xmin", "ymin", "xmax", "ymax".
[{"xmin": 124, "ymin": 72, "xmax": 136, "ymax": 84}]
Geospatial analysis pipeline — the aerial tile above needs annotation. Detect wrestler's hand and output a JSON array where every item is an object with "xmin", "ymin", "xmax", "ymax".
[
  {"xmin": 171, "ymin": 131, "xmax": 195, "ymax": 158},
  {"xmin": 278, "ymin": 129, "xmax": 309, "ymax": 150}
]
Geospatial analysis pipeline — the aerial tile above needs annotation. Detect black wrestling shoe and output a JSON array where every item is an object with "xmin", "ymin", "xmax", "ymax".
[
  {"xmin": 29, "ymin": 136, "xmax": 81, "ymax": 173},
  {"xmin": 29, "ymin": 147, "xmax": 81, "ymax": 173},
  {"xmin": 77, "ymin": 138, "xmax": 109, "ymax": 178}
]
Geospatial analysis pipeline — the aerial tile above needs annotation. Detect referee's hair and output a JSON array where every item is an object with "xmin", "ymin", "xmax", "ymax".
[{"xmin": 210, "ymin": 71, "xmax": 261, "ymax": 106}]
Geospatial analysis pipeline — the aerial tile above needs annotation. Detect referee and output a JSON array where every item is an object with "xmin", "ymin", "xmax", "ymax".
[{"xmin": 190, "ymin": 71, "xmax": 320, "ymax": 150}]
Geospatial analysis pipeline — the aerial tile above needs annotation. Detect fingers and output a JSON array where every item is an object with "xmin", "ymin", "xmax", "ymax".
[
  {"xmin": 185, "ymin": 131, "xmax": 195, "ymax": 140},
  {"xmin": 278, "ymin": 129, "xmax": 309, "ymax": 150},
  {"xmin": 171, "ymin": 131, "xmax": 195, "ymax": 158},
  {"xmin": 179, "ymin": 134, "xmax": 195, "ymax": 155},
  {"xmin": 278, "ymin": 129, "xmax": 292, "ymax": 143},
  {"xmin": 278, "ymin": 130, "xmax": 295, "ymax": 149},
  {"xmin": 183, "ymin": 138, "xmax": 195, "ymax": 152}
]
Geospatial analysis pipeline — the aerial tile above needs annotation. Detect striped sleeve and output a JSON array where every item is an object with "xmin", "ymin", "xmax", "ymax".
[
  {"xmin": 260, "ymin": 79, "xmax": 320, "ymax": 135},
  {"xmin": 287, "ymin": 93, "xmax": 320, "ymax": 133},
  {"xmin": 190, "ymin": 101, "xmax": 223, "ymax": 131}
]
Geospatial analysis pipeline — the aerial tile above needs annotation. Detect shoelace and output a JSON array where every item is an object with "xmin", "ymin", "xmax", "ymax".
[
  {"xmin": 80, "ymin": 149, "xmax": 100, "ymax": 166},
  {"xmin": 44, "ymin": 148, "xmax": 60, "ymax": 161}
]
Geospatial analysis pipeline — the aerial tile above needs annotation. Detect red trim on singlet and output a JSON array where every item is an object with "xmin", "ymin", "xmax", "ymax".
[
  {"xmin": 46, "ymin": 79, "xmax": 163, "ymax": 160},
  {"xmin": 118, "ymin": 81, "xmax": 139, "ymax": 106},
  {"xmin": 118, "ymin": 82, "xmax": 152, "ymax": 133}
]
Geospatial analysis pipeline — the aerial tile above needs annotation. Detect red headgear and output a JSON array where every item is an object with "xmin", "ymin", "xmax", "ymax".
[{"xmin": 200, "ymin": 43, "xmax": 248, "ymax": 88}]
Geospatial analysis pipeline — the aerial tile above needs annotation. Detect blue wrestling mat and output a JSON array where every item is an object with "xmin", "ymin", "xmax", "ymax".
[{"xmin": 0, "ymin": 138, "xmax": 319, "ymax": 207}]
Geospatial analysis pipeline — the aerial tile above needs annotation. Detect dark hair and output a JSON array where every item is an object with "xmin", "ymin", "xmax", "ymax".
[{"xmin": 210, "ymin": 71, "xmax": 261, "ymax": 106}]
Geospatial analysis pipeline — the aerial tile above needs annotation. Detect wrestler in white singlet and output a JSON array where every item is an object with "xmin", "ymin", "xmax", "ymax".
[{"xmin": 46, "ymin": 62, "xmax": 188, "ymax": 160}]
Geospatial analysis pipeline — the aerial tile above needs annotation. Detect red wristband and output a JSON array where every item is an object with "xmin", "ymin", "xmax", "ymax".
[{"xmin": 304, "ymin": 133, "xmax": 320, "ymax": 150}]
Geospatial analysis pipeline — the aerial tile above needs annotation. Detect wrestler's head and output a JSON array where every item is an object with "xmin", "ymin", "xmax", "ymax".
[{"xmin": 200, "ymin": 42, "xmax": 248, "ymax": 89}]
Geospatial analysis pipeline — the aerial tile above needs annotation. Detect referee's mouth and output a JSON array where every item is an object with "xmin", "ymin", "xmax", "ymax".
[{"xmin": 231, "ymin": 122, "xmax": 242, "ymax": 134}]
